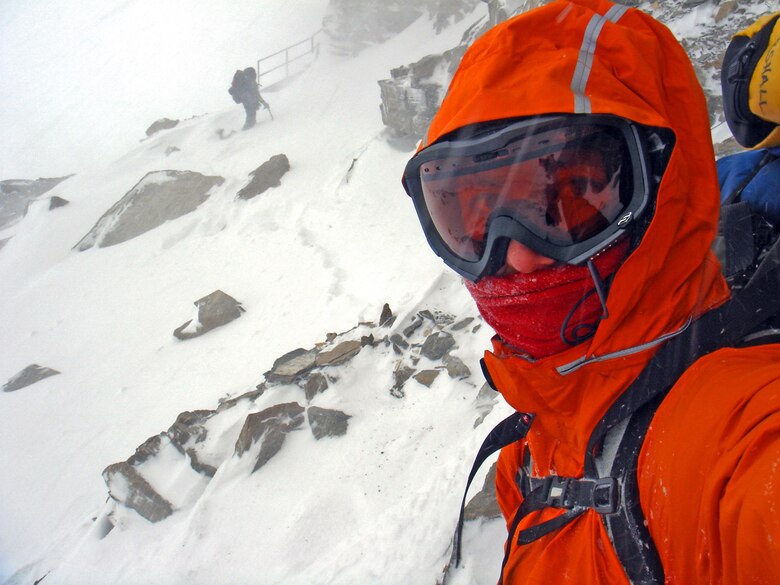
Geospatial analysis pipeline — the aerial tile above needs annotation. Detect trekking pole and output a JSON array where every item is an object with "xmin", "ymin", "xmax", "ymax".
[{"xmin": 266, "ymin": 105, "xmax": 274, "ymax": 120}]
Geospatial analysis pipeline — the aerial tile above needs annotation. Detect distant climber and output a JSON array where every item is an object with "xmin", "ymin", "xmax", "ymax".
[{"xmin": 229, "ymin": 67, "xmax": 271, "ymax": 130}]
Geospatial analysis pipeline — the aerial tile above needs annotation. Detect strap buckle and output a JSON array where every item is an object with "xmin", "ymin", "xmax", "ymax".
[
  {"xmin": 535, "ymin": 475, "xmax": 619, "ymax": 514},
  {"xmin": 590, "ymin": 477, "xmax": 619, "ymax": 514}
]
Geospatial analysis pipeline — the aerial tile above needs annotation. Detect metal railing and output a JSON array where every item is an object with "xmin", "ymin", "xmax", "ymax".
[{"xmin": 256, "ymin": 29, "xmax": 322, "ymax": 86}]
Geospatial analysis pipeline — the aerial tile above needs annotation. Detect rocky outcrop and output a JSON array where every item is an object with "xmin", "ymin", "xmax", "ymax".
[
  {"xmin": 145, "ymin": 118, "xmax": 179, "ymax": 137},
  {"xmin": 74, "ymin": 170, "xmax": 224, "ymax": 250},
  {"xmin": 463, "ymin": 462, "xmax": 501, "ymax": 521},
  {"xmin": 236, "ymin": 155, "xmax": 290, "ymax": 200},
  {"xmin": 235, "ymin": 402, "xmax": 306, "ymax": 471},
  {"xmin": 2, "ymin": 364, "xmax": 61, "ymax": 392},
  {"xmin": 0, "ymin": 175, "xmax": 72, "ymax": 230},
  {"xmin": 307, "ymin": 406, "xmax": 351, "ymax": 440},
  {"xmin": 102, "ymin": 302, "xmax": 494, "ymax": 529},
  {"xmin": 379, "ymin": 0, "xmax": 760, "ymax": 156},
  {"xmin": 173, "ymin": 290, "xmax": 245, "ymax": 340},
  {"xmin": 377, "ymin": 3, "xmax": 497, "ymax": 138},
  {"xmin": 103, "ymin": 462, "xmax": 174, "ymax": 523}
]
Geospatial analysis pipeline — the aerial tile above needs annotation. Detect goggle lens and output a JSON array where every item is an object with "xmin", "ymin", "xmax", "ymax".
[{"xmin": 418, "ymin": 124, "xmax": 629, "ymax": 262}]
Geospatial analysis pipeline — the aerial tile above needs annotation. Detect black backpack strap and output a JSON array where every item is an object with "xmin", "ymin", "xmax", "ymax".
[
  {"xmin": 450, "ymin": 409, "xmax": 535, "ymax": 567},
  {"xmin": 586, "ymin": 233, "xmax": 780, "ymax": 583},
  {"xmin": 600, "ymin": 397, "xmax": 666, "ymax": 584}
]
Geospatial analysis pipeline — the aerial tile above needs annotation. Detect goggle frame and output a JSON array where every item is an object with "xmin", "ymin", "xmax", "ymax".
[{"xmin": 402, "ymin": 114, "xmax": 653, "ymax": 281}]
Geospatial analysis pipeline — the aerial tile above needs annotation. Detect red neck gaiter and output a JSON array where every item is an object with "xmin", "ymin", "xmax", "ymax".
[{"xmin": 465, "ymin": 241, "xmax": 630, "ymax": 359}]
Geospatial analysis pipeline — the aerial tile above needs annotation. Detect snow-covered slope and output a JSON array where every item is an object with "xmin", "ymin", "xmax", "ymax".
[{"xmin": 0, "ymin": 3, "xmax": 513, "ymax": 584}]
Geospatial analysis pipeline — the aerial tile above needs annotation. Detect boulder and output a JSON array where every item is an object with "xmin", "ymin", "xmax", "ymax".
[
  {"xmin": 265, "ymin": 347, "xmax": 319, "ymax": 384},
  {"xmin": 451, "ymin": 317, "xmax": 474, "ymax": 331},
  {"xmin": 145, "ymin": 118, "xmax": 179, "ymax": 137},
  {"xmin": 420, "ymin": 331, "xmax": 456, "ymax": 360},
  {"xmin": 315, "ymin": 340, "xmax": 362, "ymax": 366},
  {"xmin": 443, "ymin": 354, "xmax": 471, "ymax": 379},
  {"xmin": 103, "ymin": 462, "xmax": 174, "ymax": 523},
  {"xmin": 303, "ymin": 373, "xmax": 329, "ymax": 402},
  {"xmin": 393, "ymin": 364, "xmax": 415, "ymax": 387},
  {"xmin": 234, "ymin": 402, "xmax": 306, "ymax": 472},
  {"xmin": 463, "ymin": 462, "xmax": 501, "ymax": 521},
  {"xmin": 413, "ymin": 369, "xmax": 440, "ymax": 387},
  {"xmin": 173, "ymin": 290, "xmax": 245, "ymax": 340},
  {"xmin": 236, "ymin": 154, "xmax": 290, "ymax": 200},
  {"xmin": 166, "ymin": 409, "xmax": 216, "ymax": 448},
  {"xmin": 48, "ymin": 196, "xmax": 69, "ymax": 210},
  {"xmin": 379, "ymin": 303, "xmax": 395, "ymax": 327},
  {"xmin": 2, "ymin": 364, "xmax": 60, "ymax": 392},
  {"xmin": 75, "ymin": 170, "xmax": 224, "ymax": 250},
  {"xmin": 307, "ymin": 406, "xmax": 351, "ymax": 440}
]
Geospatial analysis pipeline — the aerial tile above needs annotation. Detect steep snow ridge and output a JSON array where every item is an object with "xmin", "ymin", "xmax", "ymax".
[{"xmin": 0, "ymin": 3, "xmax": 507, "ymax": 584}]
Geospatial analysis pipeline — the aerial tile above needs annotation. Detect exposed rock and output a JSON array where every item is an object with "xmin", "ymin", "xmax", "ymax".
[
  {"xmin": 185, "ymin": 449, "xmax": 218, "ymax": 478},
  {"xmin": 217, "ymin": 386, "xmax": 265, "ymax": 411},
  {"xmin": 234, "ymin": 402, "xmax": 306, "ymax": 472},
  {"xmin": 307, "ymin": 406, "xmax": 351, "ymax": 440},
  {"xmin": 715, "ymin": 0, "xmax": 738, "ymax": 22},
  {"xmin": 265, "ymin": 347, "xmax": 319, "ymax": 384},
  {"xmin": 145, "ymin": 117, "xmax": 179, "ymax": 137},
  {"xmin": 236, "ymin": 154, "xmax": 290, "ymax": 200},
  {"xmin": 315, "ymin": 340, "xmax": 362, "ymax": 366},
  {"xmin": 75, "ymin": 170, "xmax": 224, "ymax": 250},
  {"xmin": 443, "ymin": 354, "xmax": 471, "ymax": 379},
  {"xmin": 413, "ymin": 369, "xmax": 440, "ymax": 387},
  {"xmin": 390, "ymin": 333, "xmax": 409, "ymax": 350},
  {"xmin": 173, "ymin": 290, "xmax": 245, "ymax": 340},
  {"xmin": 463, "ymin": 462, "xmax": 501, "ymax": 521},
  {"xmin": 473, "ymin": 382, "xmax": 498, "ymax": 428},
  {"xmin": 451, "ymin": 317, "xmax": 474, "ymax": 331},
  {"xmin": 403, "ymin": 318, "xmax": 424, "ymax": 337},
  {"xmin": 127, "ymin": 434, "xmax": 164, "ymax": 467},
  {"xmin": 392, "ymin": 364, "xmax": 415, "ymax": 397},
  {"xmin": 0, "ymin": 237, "xmax": 10, "ymax": 251},
  {"xmin": 420, "ymin": 331, "xmax": 456, "ymax": 360},
  {"xmin": 165, "ymin": 146, "xmax": 181, "ymax": 156},
  {"xmin": 103, "ymin": 462, "xmax": 174, "ymax": 523},
  {"xmin": 48, "ymin": 196, "xmax": 69, "ymax": 210},
  {"xmin": 0, "ymin": 175, "xmax": 72, "ymax": 230},
  {"xmin": 303, "ymin": 373, "xmax": 329, "ymax": 402},
  {"xmin": 2, "ymin": 364, "xmax": 60, "ymax": 392},
  {"xmin": 379, "ymin": 303, "xmax": 395, "ymax": 327},
  {"xmin": 167, "ymin": 410, "xmax": 216, "ymax": 448}
]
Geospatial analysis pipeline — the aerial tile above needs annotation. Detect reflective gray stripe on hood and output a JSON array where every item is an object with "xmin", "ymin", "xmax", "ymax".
[
  {"xmin": 571, "ymin": 3, "xmax": 630, "ymax": 114},
  {"xmin": 556, "ymin": 317, "xmax": 692, "ymax": 376}
]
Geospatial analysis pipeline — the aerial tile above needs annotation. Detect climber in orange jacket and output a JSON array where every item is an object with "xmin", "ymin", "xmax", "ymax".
[{"xmin": 402, "ymin": 1, "xmax": 780, "ymax": 583}]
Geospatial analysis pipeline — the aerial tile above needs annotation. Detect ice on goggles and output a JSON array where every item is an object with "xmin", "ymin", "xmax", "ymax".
[{"xmin": 402, "ymin": 115, "xmax": 651, "ymax": 281}]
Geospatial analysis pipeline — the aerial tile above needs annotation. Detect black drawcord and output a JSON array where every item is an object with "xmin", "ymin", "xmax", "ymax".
[
  {"xmin": 587, "ymin": 259, "xmax": 610, "ymax": 319},
  {"xmin": 560, "ymin": 260, "xmax": 610, "ymax": 345}
]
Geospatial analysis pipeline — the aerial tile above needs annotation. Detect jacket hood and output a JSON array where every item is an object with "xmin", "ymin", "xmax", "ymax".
[{"xmin": 425, "ymin": 0, "xmax": 730, "ymax": 473}]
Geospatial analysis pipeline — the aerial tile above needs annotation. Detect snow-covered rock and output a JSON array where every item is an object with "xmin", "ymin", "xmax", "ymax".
[{"xmin": 74, "ymin": 170, "xmax": 224, "ymax": 250}]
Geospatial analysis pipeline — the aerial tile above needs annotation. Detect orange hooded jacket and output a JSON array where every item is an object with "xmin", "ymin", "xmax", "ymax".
[{"xmin": 422, "ymin": 1, "xmax": 780, "ymax": 583}]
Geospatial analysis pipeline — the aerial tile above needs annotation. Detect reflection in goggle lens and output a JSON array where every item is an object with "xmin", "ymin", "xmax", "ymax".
[{"xmin": 420, "ymin": 125, "xmax": 627, "ymax": 262}]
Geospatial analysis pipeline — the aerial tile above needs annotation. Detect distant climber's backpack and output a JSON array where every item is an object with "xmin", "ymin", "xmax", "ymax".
[
  {"xmin": 229, "ymin": 69, "xmax": 243, "ymax": 104},
  {"xmin": 450, "ymin": 164, "xmax": 780, "ymax": 584}
]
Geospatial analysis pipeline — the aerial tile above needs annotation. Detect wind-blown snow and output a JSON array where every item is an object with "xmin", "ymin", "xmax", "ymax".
[{"xmin": 0, "ymin": 2, "xmax": 511, "ymax": 584}]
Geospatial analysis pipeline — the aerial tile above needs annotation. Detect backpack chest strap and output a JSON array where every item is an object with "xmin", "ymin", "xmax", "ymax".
[
  {"xmin": 521, "ymin": 474, "xmax": 619, "ymax": 515},
  {"xmin": 510, "ymin": 459, "xmax": 620, "ymax": 545}
]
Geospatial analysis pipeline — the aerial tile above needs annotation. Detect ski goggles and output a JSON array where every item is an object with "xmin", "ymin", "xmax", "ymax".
[{"xmin": 402, "ymin": 115, "xmax": 652, "ymax": 281}]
